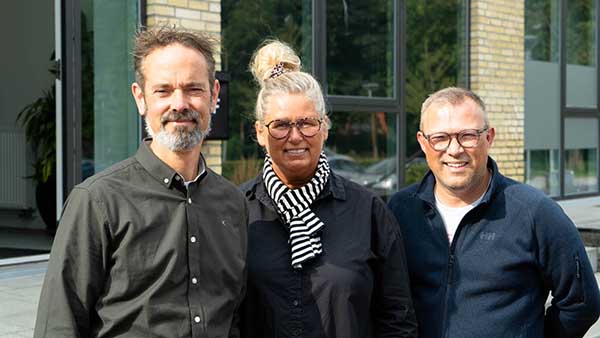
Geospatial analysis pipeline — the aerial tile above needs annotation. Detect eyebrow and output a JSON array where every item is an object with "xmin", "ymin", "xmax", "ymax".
[
  {"xmin": 183, "ymin": 82, "xmax": 207, "ymax": 88},
  {"xmin": 150, "ymin": 82, "xmax": 207, "ymax": 89}
]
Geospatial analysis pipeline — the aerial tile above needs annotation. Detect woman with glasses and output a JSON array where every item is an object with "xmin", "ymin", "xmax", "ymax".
[{"xmin": 240, "ymin": 40, "xmax": 417, "ymax": 338}]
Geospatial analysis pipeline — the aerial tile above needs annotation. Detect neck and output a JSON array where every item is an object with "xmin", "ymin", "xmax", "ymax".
[
  {"xmin": 150, "ymin": 141, "xmax": 202, "ymax": 181},
  {"xmin": 435, "ymin": 170, "xmax": 491, "ymax": 208}
]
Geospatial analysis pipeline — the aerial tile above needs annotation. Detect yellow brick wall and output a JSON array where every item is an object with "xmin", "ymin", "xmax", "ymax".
[
  {"xmin": 145, "ymin": 0, "xmax": 223, "ymax": 174},
  {"xmin": 470, "ymin": 0, "xmax": 525, "ymax": 181}
]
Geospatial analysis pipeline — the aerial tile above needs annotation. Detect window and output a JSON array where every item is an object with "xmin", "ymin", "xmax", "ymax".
[
  {"xmin": 78, "ymin": 0, "xmax": 141, "ymax": 178},
  {"xmin": 565, "ymin": 118, "xmax": 598, "ymax": 195},
  {"xmin": 525, "ymin": 0, "xmax": 560, "ymax": 195},
  {"xmin": 566, "ymin": 0, "xmax": 597, "ymax": 108},
  {"xmin": 525, "ymin": 0, "xmax": 600, "ymax": 197},
  {"xmin": 221, "ymin": 0, "xmax": 312, "ymax": 183},
  {"xmin": 327, "ymin": 111, "xmax": 398, "ymax": 198},
  {"xmin": 221, "ymin": 0, "xmax": 469, "ymax": 195},
  {"xmin": 326, "ymin": 0, "xmax": 396, "ymax": 98}
]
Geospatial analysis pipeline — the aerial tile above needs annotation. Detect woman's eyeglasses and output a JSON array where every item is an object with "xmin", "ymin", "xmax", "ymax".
[{"xmin": 264, "ymin": 117, "xmax": 323, "ymax": 139}]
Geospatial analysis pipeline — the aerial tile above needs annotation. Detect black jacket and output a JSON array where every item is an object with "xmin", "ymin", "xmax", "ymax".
[{"xmin": 240, "ymin": 171, "xmax": 417, "ymax": 338}]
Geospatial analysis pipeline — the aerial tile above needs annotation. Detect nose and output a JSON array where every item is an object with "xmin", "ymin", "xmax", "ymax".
[
  {"xmin": 446, "ymin": 135, "xmax": 464, "ymax": 155},
  {"xmin": 170, "ymin": 89, "xmax": 189, "ymax": 112},
  {"xmin": 287, "ymin": 124, "xmax": 304, "ymax": 142}
]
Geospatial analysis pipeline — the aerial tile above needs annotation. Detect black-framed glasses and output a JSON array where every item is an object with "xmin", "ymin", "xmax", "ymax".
[
  {"xmin": 264, "ymin": 117, "xmax": 323, "ymax": 139},
  {"xmin": 421, "ymin": 127, "xmax": 489, "ymax": 151}
]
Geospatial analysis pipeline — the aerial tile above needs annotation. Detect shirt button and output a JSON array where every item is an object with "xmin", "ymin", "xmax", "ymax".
[
  {"xmin": 293, "ymin": 300, "xmax": 299, "ymax": 306},
  {"xmin": 175, "ymin": 175, "xmax": 181, "ymax": 181},
  {"xmin": 188, "ymin": 198, "xmax": 192, "ymax": 204},
  {"xmin": 163, "ymin": 178, "xmax": 169, "ymax": 184},
  {"xmin": 191, "ymin": 277, "xmax": 198, "ymax": 284},
  {"xmin": 190, "ymin": 236, "xmax": 197, "ymax": 243},
  {"xmin": 194, "ymin": 315, "xmax": 201, "ymax": 323}
]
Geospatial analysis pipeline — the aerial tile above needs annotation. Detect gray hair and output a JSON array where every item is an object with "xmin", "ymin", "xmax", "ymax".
[
  {"xmin": 249, "ymin": 40, "xmax": 329, "ymax": 127},
  {"xmin": 420, "ymin": 87, "xmax": 488, "ymax": 130}
]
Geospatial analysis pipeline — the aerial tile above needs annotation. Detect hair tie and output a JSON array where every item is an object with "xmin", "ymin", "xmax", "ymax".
[{"xmin": 269, "ymin": 62, "xmax": 286, "ymax": 79}]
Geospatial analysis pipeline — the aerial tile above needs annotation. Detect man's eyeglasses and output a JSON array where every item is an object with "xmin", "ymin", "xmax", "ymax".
[
  {"xmin": 421, "ymin": 127, "xmax": 489, "ymax": 151},
  {"xmin": 263, "ymin": 117, "xmax": 323, "ymax": 139}
]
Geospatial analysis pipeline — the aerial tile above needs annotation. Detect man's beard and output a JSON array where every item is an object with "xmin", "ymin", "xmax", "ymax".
[{"xmin": 145, "ymin": 110, "xmax": 211, "ymax": 152}]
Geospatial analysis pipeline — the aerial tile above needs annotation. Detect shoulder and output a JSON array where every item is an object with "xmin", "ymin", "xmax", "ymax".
[
  {"xmin": 330, "ymin": 172, "xmax": 383, "ymax": 204},
  {"xmin": 74, "ymin": 156, "xmax": 139, "ymax": 194},
  {"xmin": 490, "ymin": 175, "xmax": 579, "ymax": 238},
  {"xmin": 239, "ymin": 175, "xmax": 260, "ymax": 195},
  {"xmin": 387, "ymin": 183, "xmax": 420, "ymax": 212},
  {"xmin": 494, "ymin": 174, "xmax": 557, "ymax": 217}
]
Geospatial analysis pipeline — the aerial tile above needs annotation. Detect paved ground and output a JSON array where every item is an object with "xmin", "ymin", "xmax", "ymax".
[
  {"xmin": 1, "ymin": 196, "xmax": 600, "ymax": 337},
  {"xmin": 0, "ymin": 262, "xmax": 45, "ymax": 338},
  {"xmin": 1, "ymin": 262, "xmax": 600, "ymax": 338}
]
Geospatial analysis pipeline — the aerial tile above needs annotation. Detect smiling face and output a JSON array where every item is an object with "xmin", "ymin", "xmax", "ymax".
[
  {"xmin": 417, "ymin": 98, "xmax": 495, "ymax": 204},
  {"xmin": 256, "ymin": 93, "xmax": 328, "ymax": 188},
  {"xmin": 131, "ymin": 43, "xmax": 220, "ymax": 153}
]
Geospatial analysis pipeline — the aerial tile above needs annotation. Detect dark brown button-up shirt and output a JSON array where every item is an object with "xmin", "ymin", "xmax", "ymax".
[{"xmin": 34, "ymin": 141, "xmax": 248, "ymax": 338}]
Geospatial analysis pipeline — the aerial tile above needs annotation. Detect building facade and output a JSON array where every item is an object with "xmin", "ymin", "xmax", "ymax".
[{"xmin": 0, "ymin": 0, "xmax": 597, "ymax": 261}]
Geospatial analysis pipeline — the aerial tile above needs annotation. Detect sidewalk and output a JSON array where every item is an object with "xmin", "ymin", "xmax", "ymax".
[
  {"xmin": 1, "ymin": 197, "xmax": 600, "ymax": 337},
  {"xmin": 1, "ymin": 261, "xmax": 600, "ymax": 338},
  {"xmin": 0, "ymin": 262, "xmax": 45, "ymax": 338}
]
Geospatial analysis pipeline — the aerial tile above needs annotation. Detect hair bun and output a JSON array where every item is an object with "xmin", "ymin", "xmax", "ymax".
[{"xmin": 250, "ymin": 40, "xmax": 301, "ymax": 85}]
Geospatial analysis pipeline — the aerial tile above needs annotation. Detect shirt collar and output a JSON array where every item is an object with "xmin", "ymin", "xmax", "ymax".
[
  {"xmin": 135, "ymin": 138, "xmax": 207, "ymax": 189},
  {"xmin": 246, "ymin": 170, "xmax": 347, "ymax": 209}
]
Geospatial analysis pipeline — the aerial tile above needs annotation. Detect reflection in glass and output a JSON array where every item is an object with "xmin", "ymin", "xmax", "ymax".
[
  {"xmin": 565, "ymin": 118, "xmax": 598, "ymax": 195},
  {"xmin": 566, "ymin": 0, "xmax": 597, "ymax": 108},
  {"xmin": 525, "ymin": 149, "xmax": 560, "ymax": 196},
  {"xmin": 525, "ymin": 0, "xmax": 558, "ymax": 62},
  {"xmin": 326, "ymin": 0, "xmax": 395, "ymax": 97},
  {"xmin": 404, "ymin": 0, "xmax": 467, "ymax": 180},
  {"xmin": 524, "ymin": 0, "xmax": 560, "ymax": 196},
  {"xmin": 221, "ymin": 1, "xmax": 312, "ymax": 184},
  {"xmin": 327, "ymin": 111, "xmax": 399, "ymax": 199},
  {"xmin": 81, "ymin": 1, "xmax": 140, "ymax": 179}
]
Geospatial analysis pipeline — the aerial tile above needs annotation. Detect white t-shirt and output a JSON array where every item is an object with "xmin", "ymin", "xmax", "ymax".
[
  {"xmin": 435, "ymin": 189, "xmax": 486, "ymax": 244},
  {"xmin": 183, "ymin": 161, "xmax": 206, "ymax": 188}
]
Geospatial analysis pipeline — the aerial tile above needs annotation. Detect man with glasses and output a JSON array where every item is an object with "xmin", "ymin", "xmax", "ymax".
[{"xmin": 388, "ymin": 87, "xmax": 600, "ymax": 338}]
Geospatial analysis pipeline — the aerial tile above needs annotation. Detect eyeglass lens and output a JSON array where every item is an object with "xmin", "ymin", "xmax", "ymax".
[{"xmin": 267, "ymin": 118, "xmax": 321, "ymax": 139}]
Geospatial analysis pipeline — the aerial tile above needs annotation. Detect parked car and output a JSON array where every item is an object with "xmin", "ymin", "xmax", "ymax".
[
  {"xmin": 327, "ymin": 154, "xmax": 379, "ymax": 186},
  {"xmin": 364, "ymin": 156, "xmax": 429, "ymax": 197}
]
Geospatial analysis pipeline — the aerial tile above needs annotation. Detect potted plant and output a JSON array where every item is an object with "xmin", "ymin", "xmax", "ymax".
[{"xmin": 16, "ymin": 58, "xmax": 57, "ymax": 233}]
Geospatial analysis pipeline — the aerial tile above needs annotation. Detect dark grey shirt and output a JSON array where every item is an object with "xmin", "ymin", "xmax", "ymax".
[{"xmin": 34, "ymin": 141, "xmax": 248, "ymax": 338}]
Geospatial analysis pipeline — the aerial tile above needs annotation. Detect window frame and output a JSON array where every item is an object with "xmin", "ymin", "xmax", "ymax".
[{"xmin": 559, "ymin": 0, "xmax": 600, "ymax": 198}]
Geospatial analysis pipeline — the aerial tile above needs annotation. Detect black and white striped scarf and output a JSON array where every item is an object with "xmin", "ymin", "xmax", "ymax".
[{"xmin": 263, "ymin": 152, "xmax": 330, "ymax": 269}]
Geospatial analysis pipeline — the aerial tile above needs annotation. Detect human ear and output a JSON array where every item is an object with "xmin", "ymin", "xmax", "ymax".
[
  {"xmin": 255, "ymin": 121, "xmax": 267, "ymax": 147},
  {"xmin": 132, "ymin": 82, "xmax": 146, "ymax": 116},
  {"xmin": 416, "ymin": 131, "xmax": 428, "ymax": 152}
]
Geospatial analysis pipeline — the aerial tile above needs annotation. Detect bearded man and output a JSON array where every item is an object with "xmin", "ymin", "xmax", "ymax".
[{"xmin": 34, "ymin": 27, "xmax": 248, "ymax": 338}]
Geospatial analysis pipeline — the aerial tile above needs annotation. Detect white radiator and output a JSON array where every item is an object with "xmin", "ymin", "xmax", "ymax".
[{"xmin": 0, "ymin": 128, "xmax": 32, "ymax": 209}]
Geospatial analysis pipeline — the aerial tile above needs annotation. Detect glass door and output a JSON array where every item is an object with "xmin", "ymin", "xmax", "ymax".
[{"xmin": 0, "ymin": 0, "xmax": 58, "ymax": 261}]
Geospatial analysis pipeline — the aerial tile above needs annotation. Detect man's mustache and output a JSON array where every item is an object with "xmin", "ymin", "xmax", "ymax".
[{"xmin": 160, "ymin": 110, "xmax": 200, "ymax": 125}]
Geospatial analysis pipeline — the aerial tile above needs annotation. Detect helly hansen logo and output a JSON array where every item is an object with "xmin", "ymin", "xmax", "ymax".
[{"xmin": 480, "ymin": 231, "xmax": 496, "ymax": 241}]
